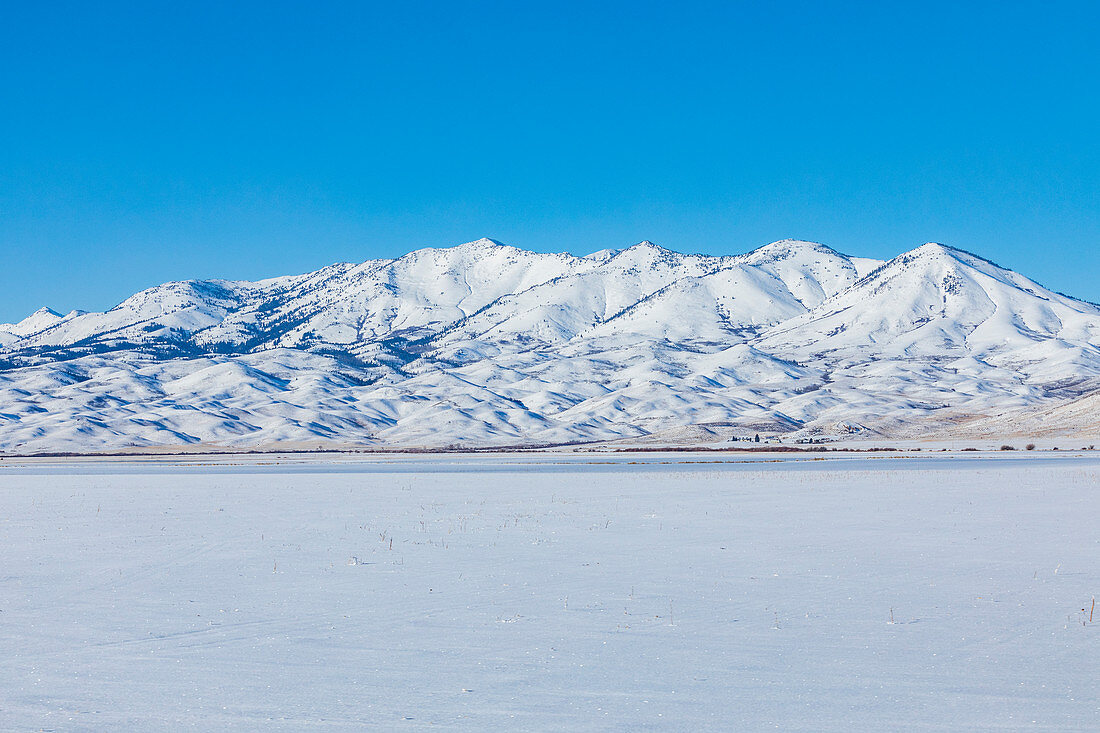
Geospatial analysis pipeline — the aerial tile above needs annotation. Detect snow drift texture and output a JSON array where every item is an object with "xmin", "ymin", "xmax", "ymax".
[{"xmin": 3, "ymin": 238, "xmax": 1100, "ymax": 452}]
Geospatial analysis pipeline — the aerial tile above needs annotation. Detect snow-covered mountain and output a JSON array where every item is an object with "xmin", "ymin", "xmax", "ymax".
[{"xmin": 3, "ymin": 237, "xmax": 1100, "ymax": 452}]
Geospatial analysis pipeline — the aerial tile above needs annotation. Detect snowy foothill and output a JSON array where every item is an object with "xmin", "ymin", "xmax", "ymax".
[{"xmin": 1, "ymin": 452, "xmax": 1096, "ymax": 729}]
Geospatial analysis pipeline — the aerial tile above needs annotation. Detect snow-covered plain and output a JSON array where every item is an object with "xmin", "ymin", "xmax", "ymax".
[{"xmin": 2, "ymin": 453, "xmax": 1096, "ymax": 730}]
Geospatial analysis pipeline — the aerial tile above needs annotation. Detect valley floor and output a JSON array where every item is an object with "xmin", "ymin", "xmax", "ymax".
[{"xmin": 1, "ymin": 453, "xmax": 1096, "ymax": 730}]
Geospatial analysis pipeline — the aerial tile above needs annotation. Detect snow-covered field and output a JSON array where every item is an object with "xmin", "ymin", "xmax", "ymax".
[{"xmin": 1, "ymin": 453, "xmax": 1096, "ymax": 730}]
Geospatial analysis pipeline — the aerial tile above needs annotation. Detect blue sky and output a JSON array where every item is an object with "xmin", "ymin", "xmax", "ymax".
[{"xmin": 2, "ymin": 1, "xmax": 1098, "ymax": 321}]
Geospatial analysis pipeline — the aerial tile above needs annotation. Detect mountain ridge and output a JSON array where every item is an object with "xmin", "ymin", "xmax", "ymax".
[{"xmin": 2, "ymin": 237, "xmax": 1099, "ymax": 452}]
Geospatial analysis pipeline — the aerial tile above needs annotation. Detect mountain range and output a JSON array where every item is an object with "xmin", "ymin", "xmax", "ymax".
[{"xmin": 3, "ymin": 237, "xmax": 1100, "ymax": 453}]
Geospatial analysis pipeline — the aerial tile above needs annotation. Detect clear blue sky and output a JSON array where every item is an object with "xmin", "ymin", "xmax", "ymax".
[{"xmin": 2, "ymin": 1, "xmax": 1098, "ymax": 321}]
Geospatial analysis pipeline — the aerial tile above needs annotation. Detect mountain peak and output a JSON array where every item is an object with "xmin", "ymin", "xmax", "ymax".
[
  {"xmin": 603, "ymin": 240, "xmax": 686, "ymax": 267},
  {"xmin": 0, "ymin": 306, "xmax": 66, "ymax": 339},
  {"xmin": 782, "ymin": 239, "xmax": 835, "ymax": 253},
  {"xmin": 912, "ymin": 242, "xmax": 961, "ymax": 257},
  {"xmin": 458, "ymin": 237, "xmax": 507, "ymax": 249},
  {"xmin": 395, "ymin": 237, "xmax": 514, "ymax": 264},
  {"xmin": 743, "ymin": 239, "xmax": 845, "ymax": 261},
  {"xmin": 897, "ymin": 242, "xmax": 1009, "ymax": 274}
]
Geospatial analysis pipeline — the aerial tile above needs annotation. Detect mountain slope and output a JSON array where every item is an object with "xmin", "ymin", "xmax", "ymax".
[{"xmin": 757, "ymin": 243, "xmax": 1100, "ymax": 386}]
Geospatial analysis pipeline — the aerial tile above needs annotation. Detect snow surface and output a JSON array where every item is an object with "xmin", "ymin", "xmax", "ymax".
[
  {"xmin": 4, "ymin": 238, "xmax": 1100, "ymax": 452},
  {"xmin": 0, "ymin": 453, "xmax": 1096, "ymax": 729}
]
